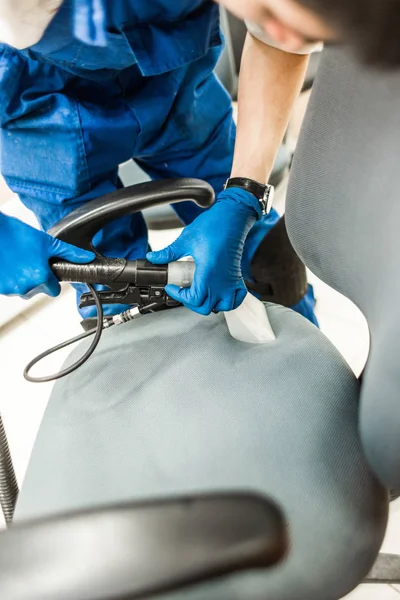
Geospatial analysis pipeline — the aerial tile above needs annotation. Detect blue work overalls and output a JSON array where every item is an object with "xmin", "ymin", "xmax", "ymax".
[{"xmin": 0, "ymin": 0, "xmax": 317, "ymax": 322}]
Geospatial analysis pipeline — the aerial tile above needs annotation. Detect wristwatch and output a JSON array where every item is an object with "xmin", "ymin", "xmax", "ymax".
[{"xmin": 224, "ymin": 177, "xmax": 274, "ymax": 215}]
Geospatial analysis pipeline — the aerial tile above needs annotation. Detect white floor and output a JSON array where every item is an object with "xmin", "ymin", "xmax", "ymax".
[{"xmin": 0, "ymin": 178, "xmax": 399, "ymax": 598}]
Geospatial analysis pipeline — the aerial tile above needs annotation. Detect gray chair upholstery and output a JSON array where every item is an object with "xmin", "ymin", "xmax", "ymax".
[
  {"xmin": 14, "ymin": 45, "xmax": 398, "ymax": 598},
  {"xmin": 16, "ymin": 304, "xmax": 387, "ymax": 599},
  {"xmin": 286, "ymin": 46, "xmax": 400, "ymax": 489}
]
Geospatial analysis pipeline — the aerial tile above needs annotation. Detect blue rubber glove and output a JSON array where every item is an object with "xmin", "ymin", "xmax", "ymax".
[
  {"xmin": 147, "ymin": 188, "xmax": 261, "ymax": 315},
  {"xmin": 0, "ymin": 213, "xmax": 95, "ymax": 300}
]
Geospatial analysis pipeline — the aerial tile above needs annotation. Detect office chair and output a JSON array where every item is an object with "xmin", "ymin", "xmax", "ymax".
[{"xmin": 1, "ymin": 43, "xmax": 399, "ymax": 599}]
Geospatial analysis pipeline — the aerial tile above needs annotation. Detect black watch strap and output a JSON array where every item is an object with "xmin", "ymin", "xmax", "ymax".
[{"xmin": 224, "ymin": 177, "xmax": 274, "ymax": 215}]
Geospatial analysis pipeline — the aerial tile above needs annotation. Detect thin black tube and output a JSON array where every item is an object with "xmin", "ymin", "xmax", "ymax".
[{"xmin": 24, "ymin": 285, "xmax": 103, "ymax": 383}]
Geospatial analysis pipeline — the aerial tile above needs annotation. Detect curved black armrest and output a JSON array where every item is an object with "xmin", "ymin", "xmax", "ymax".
[
  {"xmin": 0, "ymin": 492, "xmax": 287, "ymax": 600},
  {"xmin": 49, "ymin": 178, "xmax": 215, "ymax": 250}
]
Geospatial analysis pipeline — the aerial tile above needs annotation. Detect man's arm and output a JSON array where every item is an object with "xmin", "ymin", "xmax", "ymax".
[
  {"xmin": 147, "ymin": 26, "xmax": 316, "ymax": 316},
  {"xmin": 231, "ymin": 32, "xmax": 310, "ymax": 183}
]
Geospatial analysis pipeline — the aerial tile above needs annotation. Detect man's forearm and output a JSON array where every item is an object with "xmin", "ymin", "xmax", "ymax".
[{"xmin": 231, "ymin": 33, "xmax": 310, "ymax": 183}]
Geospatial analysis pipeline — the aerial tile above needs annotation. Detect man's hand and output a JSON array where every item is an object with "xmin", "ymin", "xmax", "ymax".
[
  {"xmin": 0, "ymin": 213, "xmax": 95, "ymax": 299},
  {"xmin": 147, "ymin": 188, "xmax": 261, "ymax": 315}
]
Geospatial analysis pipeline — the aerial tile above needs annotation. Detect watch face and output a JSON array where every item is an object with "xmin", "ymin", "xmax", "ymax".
[{"xmin": 264, "ymin": 186, "xmax": 275, "ymax": 213}]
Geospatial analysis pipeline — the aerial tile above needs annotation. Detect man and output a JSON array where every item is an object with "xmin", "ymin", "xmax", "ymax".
[
  {"xmin": 152, "ymin": 0, "xmax": 400, "ymax": 310},
  {"xmin": 4, "ymin": 0, "xmax": 396, "ymax": 321},
  {"xmin": 149, "ymin": 0, "xmax": 400, "ymax": 313},
  {"xmin": 0, "ymin": 0, "xmax": 322, "ymax": 324}
]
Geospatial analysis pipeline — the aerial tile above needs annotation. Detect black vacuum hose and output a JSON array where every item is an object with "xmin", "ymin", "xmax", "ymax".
[{"xmin": 0, "ymin": 414, "xmax": 19, "ymax": 526}]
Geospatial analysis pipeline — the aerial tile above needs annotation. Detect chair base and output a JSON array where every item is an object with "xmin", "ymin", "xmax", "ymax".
[{"xmin": 364, "ymin": 553, "xmax": 400, "ymax": 584}]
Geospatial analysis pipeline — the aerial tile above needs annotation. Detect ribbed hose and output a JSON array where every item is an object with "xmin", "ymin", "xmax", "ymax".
[{"xmin": 0, "ymin": 414, "xmax": 18, "ymax": 526}]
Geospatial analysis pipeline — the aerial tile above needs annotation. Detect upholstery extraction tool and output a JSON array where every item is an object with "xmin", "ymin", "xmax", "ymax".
[{"xmin": 24, "ymin": 179, "xmax": 308, "ymax": 383}]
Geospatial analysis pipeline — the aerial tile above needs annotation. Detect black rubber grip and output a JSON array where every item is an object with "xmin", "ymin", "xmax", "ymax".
[{"xmin": 51, "ymin": 258, "xmax": 129, "ymax": 284}]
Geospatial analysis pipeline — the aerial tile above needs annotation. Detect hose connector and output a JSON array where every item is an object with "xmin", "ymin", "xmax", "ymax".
[{"xmin": 111, "ymin": 306, "xmax": 142, "ymax": 327}]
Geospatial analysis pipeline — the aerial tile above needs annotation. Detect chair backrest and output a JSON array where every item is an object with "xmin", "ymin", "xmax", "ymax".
[
  {"xmin": 215, "ymin": 7, "xmax": 239, "ymax": 99},
  {"xmin": 286, "ymin": 46, "xmax": 400, "ymax": 488}
]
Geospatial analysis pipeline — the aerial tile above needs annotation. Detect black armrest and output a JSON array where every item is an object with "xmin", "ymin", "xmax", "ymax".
[
  {"xmin": 49, "ymin": 178, "xmax": 214, "ymax": 250},
  {"xmin": 0, "ymin": 492, "xmax": 287, "ymax": 600}
]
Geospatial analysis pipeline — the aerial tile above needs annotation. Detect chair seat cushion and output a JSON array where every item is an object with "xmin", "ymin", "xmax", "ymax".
[{"xmin": 15, "ymin": 304, "xmax": 388, "ymax": 599}]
